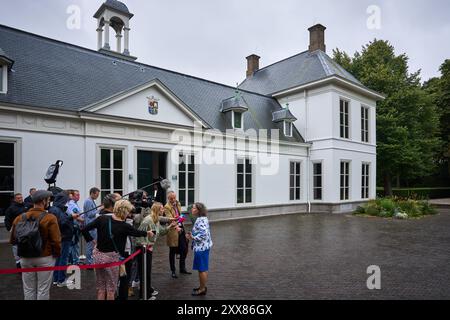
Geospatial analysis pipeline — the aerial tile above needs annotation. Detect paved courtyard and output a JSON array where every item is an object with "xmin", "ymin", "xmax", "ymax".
[{"xmin": 1, "ymin": 209, "xmax": 450, "ymax": 300}]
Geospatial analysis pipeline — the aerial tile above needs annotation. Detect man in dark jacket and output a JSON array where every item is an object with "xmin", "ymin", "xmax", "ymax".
[
  {"xmin": 5, "ymin": 193, "xmax": 25, "ymax": 269},
  {"xmin": 48, "ymin": 191, "xmax": 79, "ymax": 287},
  {"xmin": 5, "ymin": 193, "xmax": 25, "ymax": 231},
  {"xmin": 23, "ymin": 188, "xmax": 36, "ymax": 211}
]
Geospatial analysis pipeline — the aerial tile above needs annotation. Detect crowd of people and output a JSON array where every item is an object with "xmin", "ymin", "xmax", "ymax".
[{"xmin": 5, "ymin": 186, "xmax": 213, "ymax": 300}]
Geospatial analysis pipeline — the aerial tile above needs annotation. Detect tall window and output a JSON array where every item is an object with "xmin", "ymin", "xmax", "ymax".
[
  {"xmin": 0, "ymin": 142, "xmax": 15, "ymax": 216},
  {"xmin": 340, "ymin": 99, "xmax": 349, "ymax": 139},
  {"xmin": 100, "ymin": 148, "xmax": 124, "ymax": 199},
  {"xmin": 289, "ymin": 161, "xmax": 301, "ymax": 200},
  {"xmin": 237, "ymin": 158, "xmax": 252, "ymax": 204},
  {"xmin": 313, "ymin": 162, "xmax": 323, "ymax": 200},
  {"xmin": 340, "ymin": 161, "xmax": 350, "ymax": 201},
  {"xmin": 178, "ymin": 153, "xmax": 195, "ymax": 208},
  {"xmin": 284, "ymin": 121, "xmax": 293, "ymax": 137},
  {"xmin": 361, "ymin": 163, "xmax": 370, "ymax": 199},
  {"xmin": 0, "ymin": 66, "xmax": 3, "ymax": 93},
  {"xmin": 233, "ymin": 111, "xmax": 243, "ymax": 129},
  {"xmin": 361, "ymin": 106, "xmax": 369, "ymax": 143}
]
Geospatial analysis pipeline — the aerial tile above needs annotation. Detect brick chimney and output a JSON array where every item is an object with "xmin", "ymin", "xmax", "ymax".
[
  {"xmin": 246, "ymin": 54, "xmax": 260, "ymax": 78},
  {"xmin": 308, "ymin": 24, "xmax": 326, "ymax": 52}
]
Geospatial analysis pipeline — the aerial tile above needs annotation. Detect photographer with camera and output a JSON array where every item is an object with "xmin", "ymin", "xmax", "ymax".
[{"xmin": 48, "ymin": 191, "xmax": 81, "ymax": 287}]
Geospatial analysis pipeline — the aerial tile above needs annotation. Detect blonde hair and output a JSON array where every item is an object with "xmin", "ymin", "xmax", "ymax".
[
  {"xmin": 150, "ymin": 202, "xmax": 162, "ymax": 224},
  {"xmin": 113, "ymin": 199, "xmax": 134, "ymax": 220}
]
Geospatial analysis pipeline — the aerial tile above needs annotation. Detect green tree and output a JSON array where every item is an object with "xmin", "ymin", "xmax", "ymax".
[
  {"xmin": 424, "ymin": 60, "xmax": 450, "ymax": 177},
  {"xmin": 333, "ymin": 40, "xmax": 441, "ymax": 195}
]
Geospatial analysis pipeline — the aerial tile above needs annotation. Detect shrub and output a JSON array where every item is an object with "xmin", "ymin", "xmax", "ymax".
[
  {"xmin": 355, "ymin": 206, "xmax": 366, "ymax": 214},
  {"xmin": 377, "ymin": 198, "xmax": 396, "ymax": 216},
  {"xmin": 365, "ymin": 204, "xmax": 380, "ymax": 216},
  {"xmin": 354, "ymin": 197, "xmax": 437, "ymax": 218},
  {"xmin": 418, "ymin": 200, "xmax": 437, "ymax": 216},
  {"xmin": 397, "ymin": 199, "xmax": 421, "ymax": 217},
  {"xmin": 376, "ymin": 187, "xmax": 450, "ymax": 199}
]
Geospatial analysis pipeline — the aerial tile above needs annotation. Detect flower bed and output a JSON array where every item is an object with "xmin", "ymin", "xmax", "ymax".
[{"xmin": 354, "ymin": 197, "xmax": 437, "ymax": 219}]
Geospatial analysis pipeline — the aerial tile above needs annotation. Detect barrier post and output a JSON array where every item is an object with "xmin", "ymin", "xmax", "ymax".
[{"xmin": 143, "ymin": 245, "xmax": 147, "ymax": 300}]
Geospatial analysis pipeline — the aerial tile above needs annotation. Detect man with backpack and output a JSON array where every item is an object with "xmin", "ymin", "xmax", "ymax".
[{"xmin": 9, "ymin": 190, "xmax": 62, "ymax": 300}]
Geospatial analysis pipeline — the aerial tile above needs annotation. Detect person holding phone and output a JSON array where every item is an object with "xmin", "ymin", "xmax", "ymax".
[
  {"xmin": 186, "ymin": 202, "xmax": 212, "ymax": 296},
  {"xmin": 135, "ymin": 202, "xmax": 178, "ymax": 300}
]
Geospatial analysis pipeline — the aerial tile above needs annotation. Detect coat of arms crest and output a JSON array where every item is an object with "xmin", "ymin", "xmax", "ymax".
[{"xmin": 147, "ymin": 96, "xmax": 159, "ymax": 115}]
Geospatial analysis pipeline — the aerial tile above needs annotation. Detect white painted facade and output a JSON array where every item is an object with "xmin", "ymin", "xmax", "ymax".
[
  {"xmin": 277, "ymin": 82, "xmax": 378, "ymax": 205},
  {"xmin": 0, "ymin": 78, "xmax": 378, "ymax": 218}
]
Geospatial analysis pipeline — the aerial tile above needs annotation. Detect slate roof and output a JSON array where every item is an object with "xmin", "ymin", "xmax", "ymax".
[
  {"xmin": 239, "ymin": 49, "xmax": 365, "ymax": 96},
  {"xmin": 0, "ymin": 24, "xmax": 304, "ymax": 143}
]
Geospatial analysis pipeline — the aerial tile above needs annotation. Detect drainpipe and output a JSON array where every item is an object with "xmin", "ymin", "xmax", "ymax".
[{"xmin": 305, "ymin": 89, "xmax": 311, "ymax": 213}]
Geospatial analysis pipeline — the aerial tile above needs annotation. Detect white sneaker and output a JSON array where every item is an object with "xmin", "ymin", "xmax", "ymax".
[
  {"xmin": 151, "ymin": 290, "xmax": 159, "ymax": 296},
  {"xmin": 57, "ymin": 279, "xmax": 74, "ymax": 287},
  {"xmin": 53, "ymin": 281, "xmax": 58, "ymax": 285},
  {"xmin": 132, "ymin": 280, "xmax": 140, "ymax": 288},
  {"xmin": 147, "ymin": 296, "xmax": 157, "ymax": 301}
]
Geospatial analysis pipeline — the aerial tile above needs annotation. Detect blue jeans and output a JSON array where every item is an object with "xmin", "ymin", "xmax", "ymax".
[
  {"xmin": 69, "ymin": 229, "xmax": 80, "ymax": 265},
  {"xmin": 53, "ymin": 241, "xmax": 71, "ymax": 283},
  {"xmin": 86, "ymin": 230, "xmax": 97, "ymax": 265}
]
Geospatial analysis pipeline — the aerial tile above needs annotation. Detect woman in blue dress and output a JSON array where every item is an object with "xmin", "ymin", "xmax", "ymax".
[{"xmin": 186, "ymin": 202, "xmax": 212, "ymax": 296}]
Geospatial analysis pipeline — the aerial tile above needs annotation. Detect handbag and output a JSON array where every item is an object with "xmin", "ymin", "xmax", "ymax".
[{"xmin": 108, "ymin": 217, "xmax": 127, "ymax": 277}]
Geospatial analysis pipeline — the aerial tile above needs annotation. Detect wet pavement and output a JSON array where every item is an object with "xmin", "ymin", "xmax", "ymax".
[{"xmin": 1, "ymin": 210, "xmax": 450, "ymax": 300}]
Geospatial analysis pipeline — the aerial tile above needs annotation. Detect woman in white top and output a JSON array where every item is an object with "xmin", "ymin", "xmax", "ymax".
[{"xmin": 186, "ymin": 202, "xmax": 212, "ymax": 296}]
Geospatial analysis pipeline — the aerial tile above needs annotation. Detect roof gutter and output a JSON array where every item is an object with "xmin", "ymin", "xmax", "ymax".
[{"xmin": 271, "ymin": 75, "xmax": 385, "ymax": 101}]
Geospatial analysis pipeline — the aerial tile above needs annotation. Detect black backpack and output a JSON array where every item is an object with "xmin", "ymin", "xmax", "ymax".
[{"xmin": 14, "ymin": 212, "xmax": 47, "ymax": 258}]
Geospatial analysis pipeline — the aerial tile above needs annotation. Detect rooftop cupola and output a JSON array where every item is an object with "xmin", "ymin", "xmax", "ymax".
[{"xmin": 94, "ymin": 0, "xmax": 137, "ymax": 61}]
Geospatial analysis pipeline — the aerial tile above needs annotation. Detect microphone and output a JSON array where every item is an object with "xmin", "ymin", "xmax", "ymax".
[{"xmin": 159, "ymin": 179, "xmax": 171, "ymax": 190}]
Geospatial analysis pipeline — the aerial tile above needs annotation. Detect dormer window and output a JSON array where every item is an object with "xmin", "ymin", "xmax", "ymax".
[
  {"xmin": 0, "ymin": 65, "xmax": 4, "ymax": 94},
  {"xmin": 220, "ymin": 88, "xmax": 249, "ymax": 130},
  {"xmin": 232, "ymin": 111, "xmax": 243, "ymax": 130},
  {"xmin": 0, "ymin": 48, "xmax": 14, "ymax": 94},
  {"xmin": 272, "ymin": 104, "xmax": 297, "ymax": 137},
  {"xmin": 284, "ymin": 121, "xmax": 293, "ymax": 137}
]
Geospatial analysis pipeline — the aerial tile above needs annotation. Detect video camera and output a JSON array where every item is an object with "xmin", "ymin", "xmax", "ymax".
[{"xmin": 129, "ymin": 189, "xmax": 151, "ymax": 215}]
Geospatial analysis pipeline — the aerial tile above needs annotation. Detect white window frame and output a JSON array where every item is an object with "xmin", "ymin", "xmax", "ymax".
[
  {"xmin": 284, "ymin": 121, "xmax": 293, "ymax": 137},
  {"xmin": 361, "ymin": 105, "xmax": 370, "ymax": 143},
  {"xmin": 0, "ymin": 65, "xmax": 7, "ymax": 94},
  {"xmin": 232, "ymin": 111, "xmax": 243, "ymax": 130},
  {"xmin": 178, "ymin": 152, "xmax": 197, "ymax": 209},
  {"xmin": 361, "ymin": 162, "xmax": 370, "ymax": 199},
  {"xmin": 312, "ymin": 161, "xmax": 323, "ymax": 201},
  {"xmin": 289, "ymin": 161, "xmax": 302, "ymax": 201},
  {"xmin": 340, "ymin": 160, "xmax": 351, "ymax": 201},
  {"xmin": 339, "ymin": 98, "xmax": 350, "ymax": 139},
  {"xmin": 236, "ymin": 157, "xmax": 253, "ymax": 205},
  {"xmin": 0, "ymin": 138, "xmax": 22, "ymax": 216},
  {"xmin": 97, "ymin": 145, "xmax": 127, "ymax": 198}
]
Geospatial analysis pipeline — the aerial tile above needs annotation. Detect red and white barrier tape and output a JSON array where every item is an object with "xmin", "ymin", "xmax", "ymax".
[{"xmin": 0, "ymin": 249, "xmax": 142, "ymax": 275}]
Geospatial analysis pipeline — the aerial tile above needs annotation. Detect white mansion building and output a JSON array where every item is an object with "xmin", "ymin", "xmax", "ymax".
[{"xmin": 0, "ymin": 0, "xmax": 383, "ymax": 223}]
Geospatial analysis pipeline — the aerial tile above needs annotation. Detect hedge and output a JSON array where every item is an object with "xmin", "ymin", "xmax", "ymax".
[{"xmin": 376, "ymin": 187, "xmax": 450, "ymax": 199}]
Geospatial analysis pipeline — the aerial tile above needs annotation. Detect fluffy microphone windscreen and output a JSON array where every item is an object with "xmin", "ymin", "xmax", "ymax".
[{"xmin": 160, "ymin": 179, "xmax": 171, "ymax": 190}]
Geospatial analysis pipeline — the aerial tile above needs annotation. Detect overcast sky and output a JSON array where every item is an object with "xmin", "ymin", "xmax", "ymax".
[{"xmin": 1, "ymin": 0, "xmax": 449, "ymax": 86}]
